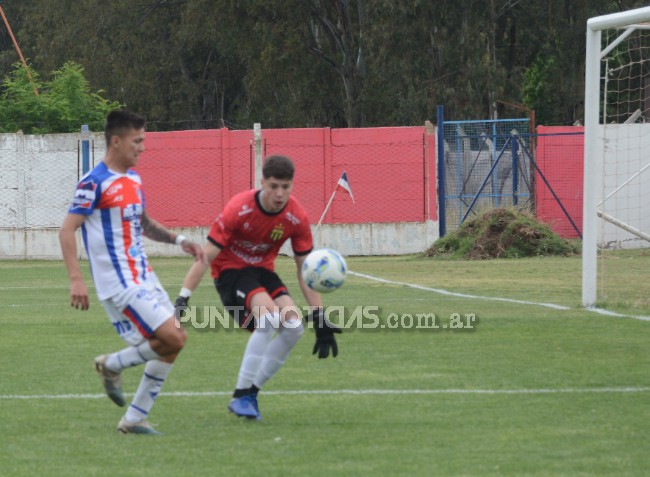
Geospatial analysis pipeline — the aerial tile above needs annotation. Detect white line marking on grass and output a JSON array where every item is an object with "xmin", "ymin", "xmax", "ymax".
[
  {"xmin": 2, "ymin": 387, "xmax": 650, "ymax": 400},
  {"xmin": 349, "ymin": 271, "xmax": 570, "ymax": 310},
  {"xmin": 348, "ymin": 271, "xmax": 650, "ymax": 321},
  {"xmin": 586, "ymin": 306, "xmax": 650, "ymax": 322},
  {"xmin": 0, "ymin": 285, "xmax": 80, "ymax": 290}
]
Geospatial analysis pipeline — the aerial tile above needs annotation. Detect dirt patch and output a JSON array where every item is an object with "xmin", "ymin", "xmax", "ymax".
[{"xmin": 425, "ymin": 208, "xmax": 580, "ymax": 259}]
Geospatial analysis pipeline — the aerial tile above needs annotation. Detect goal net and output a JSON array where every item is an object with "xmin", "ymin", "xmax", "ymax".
[{"xmin": 583, "ymin": 7, "xmax": 650, "ymax": 311}]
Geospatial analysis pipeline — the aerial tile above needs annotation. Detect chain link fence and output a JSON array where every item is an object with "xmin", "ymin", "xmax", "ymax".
[
  {"xmin": 439, "ymin": 118, "xmax": 532, "ymax": 234},
  {"xmin": 0, "ymin": 125, "xmax": 437, "ymax": 258},
  {"xmin": 0, "ymin": 133, "xmax": 88, "ymax": 228},
  {"xmin": 133, "ymin": 126, "xmax": 436, "ymax": 228}
]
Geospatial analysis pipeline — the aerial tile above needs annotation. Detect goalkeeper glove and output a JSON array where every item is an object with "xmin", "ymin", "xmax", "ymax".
[
  {"xmin": 309, "ymin": 308, "xmax": 342, "ymax": 359},
  {"xmin": 174, "ymin": 295, "xmax": 190, "ymax": 319}
]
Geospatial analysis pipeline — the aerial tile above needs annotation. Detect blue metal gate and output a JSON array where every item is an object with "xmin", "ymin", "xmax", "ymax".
[{"xmin": 437, "ymin": 107, "xmax": 533, "ymax": 236}]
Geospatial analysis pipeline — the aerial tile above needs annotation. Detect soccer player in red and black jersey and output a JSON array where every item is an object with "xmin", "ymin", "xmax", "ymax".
[{"xmin": 175, "ymin": 155, "xmax": 341, "ymax": 420}]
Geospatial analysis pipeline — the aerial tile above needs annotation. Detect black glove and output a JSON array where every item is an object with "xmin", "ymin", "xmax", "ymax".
[
  {"xmin": 174, "ymin": 295, "xmax": 190, "ymax": 319},
  {"xmin": 309, "ymin": 308, "xmax": 342, "ymax": 359}
]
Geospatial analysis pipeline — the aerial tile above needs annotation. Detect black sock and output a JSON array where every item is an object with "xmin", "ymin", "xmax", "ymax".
[
  {"xmin": 250, "ymin": 384, "xmax": 260, "ymax": 395},
  {"xmin": 233, "ymin": 388, "xmax": 249, "ymax": 398}
]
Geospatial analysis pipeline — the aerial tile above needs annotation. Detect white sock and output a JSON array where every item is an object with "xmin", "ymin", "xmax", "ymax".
[
  {"xmin": 235, "ymin": 312, "xmax": 279, "ymax": 389},
  {"xmin": 253, "ymin": 319, "xmax": 304, "ymax": 388},
  {"xmin": 124, "ymin": 360, "xmax": 173, "ymax": 422},
  {"xmin": 105, "ymin": 341, "xmax": 161, "ymax": 371}
]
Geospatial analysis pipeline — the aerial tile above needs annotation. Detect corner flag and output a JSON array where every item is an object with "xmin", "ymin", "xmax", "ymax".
[
  {"xmin": 336, "ymin": 171, "xmax": 355, "ymax": 203},
  {"xmin": 316, "ymin": 171, "xmax": 356, "ymax": 229}
]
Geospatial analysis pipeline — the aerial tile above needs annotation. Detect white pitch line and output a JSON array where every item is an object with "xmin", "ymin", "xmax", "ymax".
[
  {"xmin": 348, "ymin": 271, "xmax": 570, "ymax": 310},
  {"xmin": 586, "ymin": 306, "xmax": 650, "ymax": 321},
  {"xmin": 2, "ymin": 387, "xmax": 650, "ymax": 400},
  {"xmin": 348, "ymin": 271, "xmax": 650, "ymax": 321}
]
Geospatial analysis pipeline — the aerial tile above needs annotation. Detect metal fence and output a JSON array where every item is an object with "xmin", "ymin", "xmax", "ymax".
[
  {"xmin": 438, "ymin": 116, "xmax": 532, "ymax": 235},
  {"xmin": 0, "ymin": 132, "xmax": 86, "ymax": 230}
]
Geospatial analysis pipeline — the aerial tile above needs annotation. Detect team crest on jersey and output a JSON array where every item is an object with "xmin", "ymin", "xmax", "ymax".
[{"xmin": 270, "ymin": 223, "xmax": 285, "ymax": 241}]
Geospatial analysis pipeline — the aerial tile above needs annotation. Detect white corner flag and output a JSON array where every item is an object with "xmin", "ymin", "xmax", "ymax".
[
  {"xmin": 336, "ymin": 171, "xmax": 355, "ymax": 203},
  {"xmin": 316, "ymin": 171, "xmax": 355, "ymax": 229}
]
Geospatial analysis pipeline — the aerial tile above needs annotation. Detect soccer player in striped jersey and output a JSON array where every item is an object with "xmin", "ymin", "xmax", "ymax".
[
  {"xmin": 175, "ymin": 155, "xmax": 341, "ymax": 421},
  {"xmin": 59, "ymin": 109, "xmax": 206, "ymax": 435}
]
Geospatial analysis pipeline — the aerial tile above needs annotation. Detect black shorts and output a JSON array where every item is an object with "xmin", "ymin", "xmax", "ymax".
[{"xmin": 215, "ymin": 267, "xmax": 290, "ymax": 331}]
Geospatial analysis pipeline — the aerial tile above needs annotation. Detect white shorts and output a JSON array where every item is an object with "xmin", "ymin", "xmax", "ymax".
[{"xmin": 100, "ymin": 274, "xmax": 175, "ymax": 346}]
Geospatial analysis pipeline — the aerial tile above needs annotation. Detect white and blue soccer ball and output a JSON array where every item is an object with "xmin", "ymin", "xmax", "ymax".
[{"xmin": 301, "ymin": 248, "xmax": 347, "ymax": 293}]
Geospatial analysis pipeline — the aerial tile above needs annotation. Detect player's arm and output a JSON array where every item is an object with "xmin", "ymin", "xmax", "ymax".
[
  {"xmin": 175, "ymin": 240, "xmax": 221, "ymax": 308},
  {"xmin": 294, "ymin": 252, "xmax": 323, "ymax": 309},
  {"xmin": 59, "ymin": 213, "xmax": 90, "ymax": 310},
  {"xmin": 141, "ymin": 211, "xmax": 206, "ymax": 264},
  {"xmin": 294, "ymin": 252, "xmax": 341, "ymax": 359}
]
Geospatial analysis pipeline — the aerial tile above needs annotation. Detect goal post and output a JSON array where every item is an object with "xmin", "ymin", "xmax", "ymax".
[{"xmin": 583, "ymin": 6, "xmax": 650, "ymax": 308}]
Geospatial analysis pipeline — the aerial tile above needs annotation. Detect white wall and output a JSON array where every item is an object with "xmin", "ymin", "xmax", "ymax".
[
  {"xmin": 0, "ymin": 131, "xmax": 106, "ymax": 259},
  {"xmin": 598, "ymin": 124, "xmax": 650, "ymax": 249}
]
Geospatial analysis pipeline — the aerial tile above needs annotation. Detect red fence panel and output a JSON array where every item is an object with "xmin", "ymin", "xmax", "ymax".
[
  {"xmin": 262, "ymin": 128, "xmax": 330, "ymax": 225},
  {"xmin": 330, "ymin": 127, "xmax": 433, "ymax": 224},
  {"xmin": 135, "ymin": 129, "xmax": 253, "ymax": 227},
  {"xmin": 264, "ymin": 126, "xmax": 435, "ymax": 224},
  {"xmin": 135, "ymin": 126, "xmax": 436, "ymax": 228},
  {"xmin": 136, "ymin": 123, "xmax": 585, "ymax": 239},
  {"xmin": 535, "ymin": 126, "xmax": 584, "ymax": 238}
]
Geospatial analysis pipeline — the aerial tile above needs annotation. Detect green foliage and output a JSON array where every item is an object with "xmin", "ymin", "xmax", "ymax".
[
  {"xmin": 425, "ymin": 208, "xmax": 580, "ymax": 259},
  {"xmin": 0, "ymin": 61, "xmax": 121, "ymax": 133},
  {"xmin": 521, "ymin": 37, "xmax": 585, "ymax": 126},
  {"xmin": 0, "ymin": 63, "xmax": 44, "ymax": 133},
  {"xmin": 2, "ymin": 0, "xmax": 646, "ymax": 128},
  {"xmin": 522, "ymin": 53, "xmax": 556, "ymax": 116},
  {"xmin": 47, "ymin": 62, "xmax": 121, "ymax": 132}
]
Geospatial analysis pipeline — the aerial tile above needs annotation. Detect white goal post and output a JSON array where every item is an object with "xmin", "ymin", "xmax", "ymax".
[{"xmin": 583, "ymin": 6, "xmax": 650, "ymax": 307}]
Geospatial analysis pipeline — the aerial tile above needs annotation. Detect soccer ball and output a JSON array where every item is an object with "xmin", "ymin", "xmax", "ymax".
[{"xmin": 301, "ymin": 248, "xmax": 347, "ymax": 293}]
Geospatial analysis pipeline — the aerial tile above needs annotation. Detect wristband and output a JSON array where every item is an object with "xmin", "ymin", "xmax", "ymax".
[
  {"xmin": 175, "ymin": 234, "xmax": 187, "ymax": 245},
  {"xmin": 180, "ymin": 287, "xmax": 193, "ymax": 298}
]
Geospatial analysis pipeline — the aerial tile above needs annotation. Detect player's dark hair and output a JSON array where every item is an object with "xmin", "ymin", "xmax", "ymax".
[
  {"xmin": 104, "ymin": 109, "xmax": 146, "ymax": 147},
  {"xmin": 262, "ymin": 155, "xmax": 295, "ymax": 180}
]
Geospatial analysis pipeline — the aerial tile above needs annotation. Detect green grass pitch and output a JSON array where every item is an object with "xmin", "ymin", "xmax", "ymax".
[{"xmin": 1, "ymin": 252, "xmax": 649, "ymax": 476}]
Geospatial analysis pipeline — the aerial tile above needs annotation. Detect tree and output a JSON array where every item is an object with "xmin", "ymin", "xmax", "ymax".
[
  {"xmin": 0, "ymin": 61, "xmax": 121, "ymax": 133},
  {"xmin": 3, "ymin": 0, "xmax": 650, "ymax": 129},
  {"xmin": 307, "ymin": 0, "xmax": 369, "ymax": 127},
  {"xmin": 214, "ymin": 0, "xmax": 348, "ymax": 127}
]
